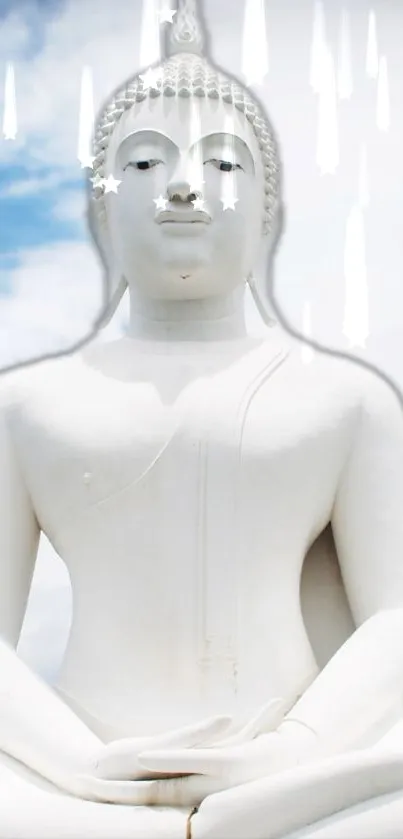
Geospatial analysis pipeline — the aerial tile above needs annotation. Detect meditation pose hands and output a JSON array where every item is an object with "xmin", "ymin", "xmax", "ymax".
[{"xmin": 87, "ymin": 699, "xmax": 291, "ymax": 805}]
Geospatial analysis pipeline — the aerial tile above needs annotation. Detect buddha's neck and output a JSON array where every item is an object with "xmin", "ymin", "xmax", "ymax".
[{"xmin": 127, "ymin": 287, "xmax": 249, "ymax": 343}]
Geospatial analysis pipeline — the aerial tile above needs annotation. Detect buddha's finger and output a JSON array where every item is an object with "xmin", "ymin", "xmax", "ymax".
[
  {"xmin": 95, "ymin": 716, "xmax": 233, "ymax": 780},
  {"xmin": 154, "ymin": 714, "xmax": 233, "ymax": 749},
  {"xmin": 138, "ymin": 747, "xmax": 232, "ymax": 776},
  {"xmin": 207, "ymin": 698, "xmax": 286, "ymax": 748},
  {"xmin": 77, "ymin": 773, "xmax": 226, "ymax": 807}
]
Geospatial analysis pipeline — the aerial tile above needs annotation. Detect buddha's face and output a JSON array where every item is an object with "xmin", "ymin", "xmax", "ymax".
[{"xmin": 104, "ymin": 94, "xmax": 265, "ymax": 301}]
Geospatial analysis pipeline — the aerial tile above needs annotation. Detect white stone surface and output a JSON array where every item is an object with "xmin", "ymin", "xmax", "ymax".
[{"xmin": 0, "ymin": 2, "xmax": 403, "ymax": 836}]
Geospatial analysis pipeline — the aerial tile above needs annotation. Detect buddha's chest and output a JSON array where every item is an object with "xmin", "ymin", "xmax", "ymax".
[{"xmin": 12, "ymin": 353, "xmax": 348, "ymax": 556}]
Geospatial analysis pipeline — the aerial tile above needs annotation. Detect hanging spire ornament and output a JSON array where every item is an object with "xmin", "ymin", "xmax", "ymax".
[
  {"xmin": 140, "ymin": 0, "xmax": 161, "ymax": 66},
  {"xmin": 366, "ymin": 10, "xmax": 379, "ymax": 79},
  {"xmin": 3, "ymin": 63, "xmax": 17, "ymax": 141},
  {"xmin": 376, "ymin": 56, "xmax": 390, "ymax": 132},
  {"xmin": 242, "ymin": 0, "xmax": 269, "ymax": 88},
  {"xmin": 337, "ymin": 8, "xmax": 353, "ymax": 100},
  {"xmin": 78, "ymin": 66, "xmax": 95, "ymax": 169},
  {"xmin": 187, "ymin": 96, "xmax": 204, "ymax": 196},
  {"xmin": 316, "ymin": 44, "xmax": 339, "ymax": 174},
  {"xmin": 220, "ymin": 106, "xmax": 239, "ymax": 212},
  {"xmin": 358, "ymin": 143, "xmax": 370, "ymax": 209},
  {"xmin": 310, "ymin": 0, "xmax": 327, "ymax": 94},
  {"xmin": 343, "ymin": 204, "xmax": 369, "ymax": 349}
]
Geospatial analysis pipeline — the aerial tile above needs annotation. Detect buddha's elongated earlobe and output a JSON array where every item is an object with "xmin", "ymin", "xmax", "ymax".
[
  {"xmin": 98, "ymin": 272, "xmax": 128, "ymax": 328},
  {"xmin": 246, "ymin": 272, "xmax": 277, "ymax": 328}
]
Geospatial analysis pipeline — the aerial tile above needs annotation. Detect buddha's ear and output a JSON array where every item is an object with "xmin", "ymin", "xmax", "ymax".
[
  {"xmin": 247, "ymin": 201, "xmax": 286, "ymax": 328},
  {"xmin": 86, "ymin": 192, "xmax": 128, "ymax": 328},
  {"xmin": 267, "ymin": 199, "xmax": 286, "ymax": 252},
  {"xmin": 98, "ymin": 272, "xmax": 128, "ymax": 327}
]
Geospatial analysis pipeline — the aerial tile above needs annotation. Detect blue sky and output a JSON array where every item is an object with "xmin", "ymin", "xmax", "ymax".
[
  {"xmin": 0, "ymin": 164, "xmax": 84, "ymax": 254},
  {"xmin": 0, "ymin": 0, "xmax": 90, "ymax": 296},
  {"xmin": 0, "ymin": 0, "xmax": 64, "ymax": 50}
]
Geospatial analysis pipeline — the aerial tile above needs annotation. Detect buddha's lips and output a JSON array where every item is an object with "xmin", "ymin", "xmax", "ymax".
[{"xmin": 156, "ymin": 210, "xmax": 211, "ymax": 224}]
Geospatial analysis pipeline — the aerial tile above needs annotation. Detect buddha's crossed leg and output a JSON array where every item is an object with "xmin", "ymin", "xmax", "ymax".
[
  {"xmin": 285, "ymin": 789, "xmax": 403, "ymax": 839},
  {"xmin": 191, "ymin": 724, "xmax": 403, "ymax": 839},
  {"xmin": 3, "ymin": 745, "xmax": 403, "ymax": 839},
  {"xmin": 0, "ymin": 751, "xmax": 189, "ymax": 839}
]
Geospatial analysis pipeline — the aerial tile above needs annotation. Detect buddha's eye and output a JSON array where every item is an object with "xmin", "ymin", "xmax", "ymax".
[
  {"xmin": 205, "ymin": 159, "xmax": 243, "ymax": 173},
  {"xmin": 123, "ymin": 159, "xmax": 162, "ymax": 172}
]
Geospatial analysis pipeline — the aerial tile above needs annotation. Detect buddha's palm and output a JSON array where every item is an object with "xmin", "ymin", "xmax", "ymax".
[
  {"xmin": 94, "ymin": 697, "xmax": 285, "ymax": 783},
  {"xmin": 60, "ymin": 714, "xmax": 231, "ymax": 804},
  {"xmin": 67, "ymin": 699, "xmax": 288, "ymax": 805}
]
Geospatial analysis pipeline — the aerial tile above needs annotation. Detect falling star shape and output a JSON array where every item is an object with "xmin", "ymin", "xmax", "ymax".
[
  {"xmin": 192, "ymin": 197, "xmax": 206, "ymax": 211},
  {"xmin": 91, "ymin": 173, "xmax": 104, "ymax": 191},
  {"xmin": 343, "ymin": 204, "xmax": 369, "ymax": 349},
  {"xmin": 316, "ymin": 44, "xmax": 339, "ymax": 174},
  {"xmin": 220, "ymin": 107, "xmax": 239, "ymax": 212},
  {"xmin": 337, "ymin": 8, "xmax": 353, "ymax": 100},
  {"xmin": 158, "ymin": 6, "xmax": 177, "ymax": 24},
  {"xmin": 242, "ymin": 0, "xmax": 269, "ymax": 87},
  {"xmin": 376, "ymin": 56, "xmax": 390, "ymax": 132},
  {"xmin": 187, "ymin": 98, "xmax": 204, "ymax": 196},
  {"xmin": 154, "ymin": 195, "xmax": 168, "ymax": 210},
  {"xmin": 366, "ymin": 10, "xmax": 379, "ymax": 79},
  {"xmin": 3, "ymin": 63, "xmax": 17, "ymax": 140},
  {"xmin": 103, "ymin": 175, "xmax": 122, "ymax": 194},
  {"xmin": 301, "ymin": 303, "xmax": 315, "ymax": 364},
  {"xmin": 222, "ymin": 194, "xmax": 239, "ymax": 211},
  {"xmin": 140, "ymin": 0, "xmax": 161, "ymax": 67},
  {"xmin": 358, "ymin": 144, "xmax": 370, "ymax": 208},
  {"xmin": 139, "ymin": 67, "xmax": 163, "ymax": 92},
  {"xmin": 77, "ymin": 66, "xmax": 95, "ymax": 169},
  {"xmin": 310, "ymin": 0, "xmax": 327, "ymax": 94}
]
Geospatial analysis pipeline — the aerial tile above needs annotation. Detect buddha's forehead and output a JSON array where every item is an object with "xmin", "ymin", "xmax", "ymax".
[{"xmin": 107, "ymin": 95, "xmax": 262, "ymax": 171}]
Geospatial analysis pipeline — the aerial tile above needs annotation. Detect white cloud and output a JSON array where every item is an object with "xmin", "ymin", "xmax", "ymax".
[
  {"xmin": 0, "ymin": 170, "xmax": 68, "ymax": 198},
  {"xmin": 0, "ymin": 10, "xmax": 30, "ymax": 57},
  {"xmin": 0, "ymin": 0, "xmax": 148, "ymax": 173},
  {"xmin": 51, "ymin": 185, "xmax": 87, "ymax": 222},
  {"xmin": 0, "ymin": 238, "xmax": 127, "ymax": 370}
]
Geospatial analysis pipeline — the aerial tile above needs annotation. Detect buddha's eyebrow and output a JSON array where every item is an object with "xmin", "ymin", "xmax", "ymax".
[{"xmin": 118, "ymin": 130, "xmax": 253, "ymax": 159}]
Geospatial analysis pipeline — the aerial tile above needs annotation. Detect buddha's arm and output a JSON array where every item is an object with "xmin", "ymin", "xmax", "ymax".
[
  {"xmin": 279, "ymin": 370, "xmax": 403, "ymax": 756},
  {"xmin": 0, "ymin": 389, "xmax": 103, "ymax": 784},
  {"xmin": 0, "ymin": 387, "xmax": 232, "ymax": 804}
]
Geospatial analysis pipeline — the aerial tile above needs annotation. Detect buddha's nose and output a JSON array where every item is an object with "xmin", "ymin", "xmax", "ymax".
[
  {"xmin": 167, "ymin": 155, "xmax": 203, "ymax": 203},
  {"xmin": 167, "ymin": 177, "xmax": 202, "ymax": 203},
  {"xmin": 167, "ymin": 181, "xmax": 200, "ymax": 203}
]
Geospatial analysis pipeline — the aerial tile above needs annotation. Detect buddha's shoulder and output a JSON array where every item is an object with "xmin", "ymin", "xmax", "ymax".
[
  {"xmin": 280, "ymin": 341, "xmax": 402, "ymax": 419},
  {"xmin": 0, "ymin": 352, "xmax": 86, "ymax": 417}
]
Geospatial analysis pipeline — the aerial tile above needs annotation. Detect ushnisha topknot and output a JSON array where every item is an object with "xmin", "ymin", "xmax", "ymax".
[{"xmin": 90, "ymin": 0, "xmax": 281, "ymax": 241}]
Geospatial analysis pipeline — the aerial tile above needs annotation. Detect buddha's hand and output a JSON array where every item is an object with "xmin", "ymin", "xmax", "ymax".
[
  {"xmin": 91, "ymin": 714, "xmax": 233, "ymax": 782},
  {"xmin": 56, "ymin": 715, "xmax": 234, "ymax": 805},
  {"xmin": 131, "ymin": 721, "xmax": 320, "ymax": 807},
  {"xmin": 90, "ymin": 698, "xmax": 285, "ymax": 786}
]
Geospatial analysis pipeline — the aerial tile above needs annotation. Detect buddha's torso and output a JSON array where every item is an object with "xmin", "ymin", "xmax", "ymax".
[{"xmin": 6, "ymin": 331, "xmax": 362, "ymax": 738}]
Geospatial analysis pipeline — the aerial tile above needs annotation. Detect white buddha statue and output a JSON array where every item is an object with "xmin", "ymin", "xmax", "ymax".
[{"xmin": 1, "ymin": 1, "xmax": 403, "ymax": 837}]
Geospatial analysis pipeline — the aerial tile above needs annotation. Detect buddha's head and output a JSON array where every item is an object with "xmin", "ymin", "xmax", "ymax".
[{"xmin": 89, "ymin": 0, "xmax": 283, "ymax": 326}]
